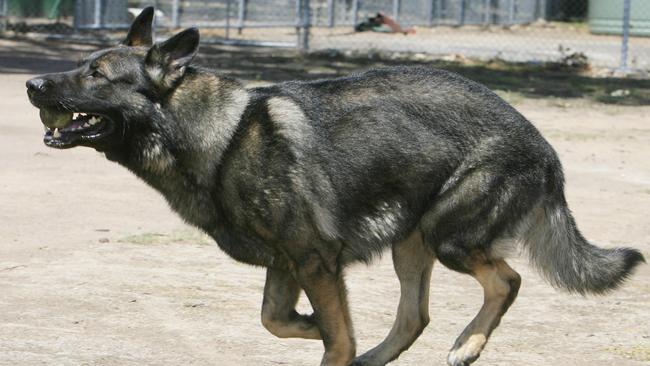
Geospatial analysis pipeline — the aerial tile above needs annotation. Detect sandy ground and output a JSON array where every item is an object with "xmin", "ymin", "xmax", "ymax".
[{"xmin": 0, "ymin": 40, "xmax": 649, "ymax": 366}]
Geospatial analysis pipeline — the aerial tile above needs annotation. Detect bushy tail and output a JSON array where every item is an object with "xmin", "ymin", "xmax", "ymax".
[{"xmin": 520, "ymin": 200, "xmax": 645, "ymax": 295}]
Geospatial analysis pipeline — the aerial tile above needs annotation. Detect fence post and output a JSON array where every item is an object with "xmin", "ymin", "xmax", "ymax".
[
  {"xmin": 295, "ymin": 0, "xmax": 301, "ymax": 48},
  {"xmin": 393, "ymin": 0, "xmax": 400, "ymax": 23},
  {"xmin": 295, "ymin": 0, "xmax": 302, "ymax": 27},
  {"xmin": 538, "ymin": 0, "xmax": 547, "ymax": 19},
  {"xmin": 508, "ymin": 0, "xmax": 515, "ymax": 25},
  {"xmin": 299, "ymin": 0, "xmax": 310, "ymax": 52},
  {"xmin": 436, "ymin": 0, "xmax": 443, "ymax": 25},
  {"xmin": 483, "ymin": 0, "xmax": 490, "ymax": 25},
  {"xmin": 427, "ymin": 0, "xmax": 434, "ymax": 26},
  {"xmin": 94, "ymin": 0, "xmax": 102, "ymax": 28},
  {"xmin": 458, "ymin": 0, "xmax": 465, "ymax": 26},
  {"xmin": 534, "ymin": 0, "xmax": 544, "ymax": 19},
  {"xmin": 352, "ymin": 0, "xmax": 359, "ymax": 26},
  {"xmin": 172, "ymin": 0, "xmax": 180, "ymax": 28},
  {"xmin": 619, "ymin": 0, "xmax": 631, "ymax": 71},
  {"xmin": 237, "ymin": 0, "xmax": 245, "ymax": 34},
  {"xmin": 296, "ymin": 0, "xmax": 311, "ymax": 53},
  {"xmin": 226, "ymin": 0, "xmax": 231, "ymax": 40},
  {"xmin": 73, "ymin": 0, "xmax": 81, "ymax": 30},
  {"xmin": 327, "ymin": 0, "xmax": 334, "ymax": 27},
  {"xmin": 1, "ymin": 0, "xmax": 8, "ymax": 32}
]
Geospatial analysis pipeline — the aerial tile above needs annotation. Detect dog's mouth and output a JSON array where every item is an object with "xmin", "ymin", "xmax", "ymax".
[{"xmin": 40, "ymin": 108, "xmax": 114, "ymax": 149}]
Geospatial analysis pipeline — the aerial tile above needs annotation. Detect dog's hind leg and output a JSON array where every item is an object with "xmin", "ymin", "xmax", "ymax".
[
  {"xmin": 351, "ymin": 230, "xmax": 435, "ymax": 366},
  {"xmin": 445, "ymin": 257, "xmax": 521, "ymax": 366},
  {"xmin": 422, "ymin": 164, "xmax": 533, "ymax": 366},
  {"xmin": 261, "ymin": 268, "xmax": 321, "ymax": 339}
]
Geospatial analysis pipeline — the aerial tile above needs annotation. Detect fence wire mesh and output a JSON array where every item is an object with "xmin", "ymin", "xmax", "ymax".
[
  {"xmin": 307, "ymin": 0, "xmax": 650, "ymax": 71},
  {"xmin": 1, "ymin": 0, "xmax": 649, "ymax": 72}
]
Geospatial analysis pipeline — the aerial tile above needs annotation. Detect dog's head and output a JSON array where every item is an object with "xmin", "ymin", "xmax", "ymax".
[{"xmin": 26, "ymin": 7, "xmax": 199, "ymax": 157}]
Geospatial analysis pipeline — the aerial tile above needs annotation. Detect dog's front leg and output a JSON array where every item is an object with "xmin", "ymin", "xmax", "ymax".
[
  {"xmin": 261, "ymin": 267, "xmax": 321, "ymax": 339},
  {"xmin": 296, "ymin": 252, "xmax": 356, "ymax": 366}
]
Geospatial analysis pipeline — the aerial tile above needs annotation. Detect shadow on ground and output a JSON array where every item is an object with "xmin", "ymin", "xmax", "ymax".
[
  {"xmin": 2, "ymin": 37, "xmax": 649, "ymax": 105},
  {"xmin": 199, "ymin": 47, "xmax": 650, "ymax": 106}
]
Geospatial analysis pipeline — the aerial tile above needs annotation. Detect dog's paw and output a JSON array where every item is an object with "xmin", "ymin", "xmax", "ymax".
[{"xmin": 446, "ymin": 334, "xmax": 486, "ymax": 366}]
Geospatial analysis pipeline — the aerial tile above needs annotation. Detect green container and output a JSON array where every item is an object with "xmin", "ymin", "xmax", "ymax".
[
  {"xmin": 589, "ymin": 0, "xmax": 650, "ymax": 36},
  {"xmin": 8, "ymin": 0, "xmax": 74, "ymax": 19}
]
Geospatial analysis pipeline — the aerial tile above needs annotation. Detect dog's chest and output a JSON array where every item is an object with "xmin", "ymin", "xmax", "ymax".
[
  {"xmin": 144, "ymin": 169, "xmax": 282, "ymax": 267},
  {"xmin": 136, "ymin": 166, "xmax": 217, "ymax": 230}
]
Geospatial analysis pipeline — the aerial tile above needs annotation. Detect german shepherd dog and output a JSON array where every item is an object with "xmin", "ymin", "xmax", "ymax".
[{"xmin": 26, "ymin": 7, "xmax": 644, "ymax": 366}]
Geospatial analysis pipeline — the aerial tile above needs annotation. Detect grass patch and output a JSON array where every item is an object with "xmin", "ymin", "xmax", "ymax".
[
  {"xmin": 118, "ymin": 229, "xmax": 213, "ymax": 246},
  {"xmin": 493, "ymin": 90, "xmax": 526, "ymax": 105},
  {"xmin": 544, "ymin": 130, "xmax": 602, "ymax": 142},
  {"xmin": 605, "ymin": 345, "xmax": 650, "ymax": 362}
]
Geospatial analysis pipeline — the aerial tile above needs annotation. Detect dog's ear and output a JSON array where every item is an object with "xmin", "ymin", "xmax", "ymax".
[
  {"xmin": 122, "ymin": 6, "xmax": 154, "ymax": 47},
  {"xmin": 145, "ymin": 28, "xmax": 200, "ymax": 88}
]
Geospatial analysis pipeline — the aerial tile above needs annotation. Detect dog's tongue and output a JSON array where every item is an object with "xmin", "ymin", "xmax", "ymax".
[{"xmin": 39, "ymin": 108, "xmax": 72, "ymax": 129}]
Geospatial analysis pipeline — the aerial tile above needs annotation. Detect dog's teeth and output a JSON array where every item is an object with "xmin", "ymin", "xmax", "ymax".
[
  {"xmin": 53, "ymin": 128, "xmax": 61, "ymax": 138},
  {"xmin": 83, "ymin": 122, "xmax": 90, "ymax": 127}
]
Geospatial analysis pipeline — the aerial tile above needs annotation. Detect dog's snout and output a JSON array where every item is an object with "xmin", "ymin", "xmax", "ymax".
[{"xmin": 26, "ymin": 78, "xmax": 52, "ymax": 93}]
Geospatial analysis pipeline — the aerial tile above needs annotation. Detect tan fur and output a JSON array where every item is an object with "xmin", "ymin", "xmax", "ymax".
[
  {"xmin": 140, "ymin": 134, "xmax": 175, "ymax": 173},
  {"xmin": 168, "ymin": 74, "xmax": 249, "ymax": 184},
  {"xmin": 447, "ymin": 260, "xmax": 521, "ymax": 366},
  {"xmin": 355, "ymin": 230, "xmax": 436, "ymax": 365},
  {"xmin": 261, "ymin": 269, "xmax": 321, "ymax": 339},
  {"xmin": 296, "ymin": 253, "xmax": 356, "ymax": 366}
]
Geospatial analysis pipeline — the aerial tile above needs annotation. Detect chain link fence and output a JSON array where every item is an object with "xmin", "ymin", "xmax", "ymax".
[
  {"xmin": 306, "ymin": 0, "xmax": 649, "ymax": 71},
  {"xmin": 1, "ymin": 0, "xmax": 648, "ymax": 71}
]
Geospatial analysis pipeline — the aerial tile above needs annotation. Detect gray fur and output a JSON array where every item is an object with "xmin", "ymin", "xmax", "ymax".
[{"xmin": 519, "ymin": 200, "xmax": 644, "ymax": 294}]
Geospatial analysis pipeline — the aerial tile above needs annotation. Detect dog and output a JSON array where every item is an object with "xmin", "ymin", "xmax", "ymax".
[{"xmin": 26, "ymin": 7, "xmax": 644, "ymax": 366}]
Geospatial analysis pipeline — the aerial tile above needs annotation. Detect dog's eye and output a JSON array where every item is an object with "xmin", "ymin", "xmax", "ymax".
[{"xmin": 90, "ymin": 70, "xmax": 104, "ymax": 78}]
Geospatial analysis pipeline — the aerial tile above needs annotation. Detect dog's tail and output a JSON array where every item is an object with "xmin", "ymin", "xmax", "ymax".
[{"xmin": 519, "ymin": 198, "xmax": 645, "ymax": 295}]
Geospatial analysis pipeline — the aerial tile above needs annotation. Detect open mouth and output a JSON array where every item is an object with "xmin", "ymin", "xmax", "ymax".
[{"xmin": 40, "ymin": 109, "xmax": 114, "ymax": 148}]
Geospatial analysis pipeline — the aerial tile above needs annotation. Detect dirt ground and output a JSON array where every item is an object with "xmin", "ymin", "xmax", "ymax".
[{"xmin": 0, "ymin": 38, "xmax": 649, "ymax": 366}]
